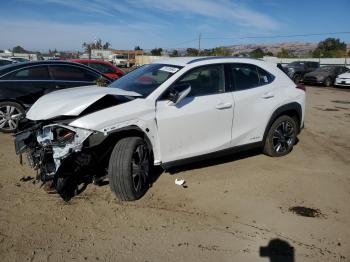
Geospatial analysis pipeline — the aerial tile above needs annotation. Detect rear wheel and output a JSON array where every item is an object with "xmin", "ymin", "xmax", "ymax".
[
  {"xmin": 0, "ymin": 101, "xmax": 24, "ymax": 133},
  {"xmin": 263, "ymin": 115, "xmax": 297, "ymax": 157},
  {"xmin": 108, "ymin": 137, "xmax": 151, "ymax": 201}
]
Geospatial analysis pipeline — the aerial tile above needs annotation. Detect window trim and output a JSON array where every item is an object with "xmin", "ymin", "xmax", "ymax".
[
  {"xmin": 48, "ymin": 64, "xmax": 101, "ymax": 82},
  {"xmin": 0, "ymin": 64, "xmax": 52, "ymax": 80},
  {"xmin": 158, "ymin": 63, "xmax": 227, "ymax": 101},
  {"xmin": 228, "ymin": 63, "xmax": 275, "ymax": 92}
]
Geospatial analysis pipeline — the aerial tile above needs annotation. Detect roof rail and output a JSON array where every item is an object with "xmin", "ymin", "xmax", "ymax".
[{"xmin": 187, "ymin": 56, "xmax": 230, "ymax": 64}]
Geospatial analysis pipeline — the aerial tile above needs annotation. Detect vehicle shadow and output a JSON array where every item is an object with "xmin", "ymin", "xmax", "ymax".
[
  {"xmin": 260, "ymin": 238, "xmax": 295, "ymax": 262},
  {"xmin": 166, "ymin": 148, "xmax": 262, "ymax": 175}
]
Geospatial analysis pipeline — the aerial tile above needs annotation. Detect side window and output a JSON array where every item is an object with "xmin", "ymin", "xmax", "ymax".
[
  {"xmin": 49, "ymin": 65, "xmax": 99, "ymax": 82},
  {"xmin": 257, "ymin": 66, "xmax": 274, "ymax": 85},
  {"xmin": 10, "ymin": 66, "xmax": 50, "ymax": 80},
  {"xmin": 231, "ymin": 64, "xmax": 260, "ymax": 91},
  {"xmin": 175, "ymin": 65, "xmax": 225, "ymax": 97},
  {"xmin": 90, "ymin": 63, "xmax": 114, "ymax": 74}
]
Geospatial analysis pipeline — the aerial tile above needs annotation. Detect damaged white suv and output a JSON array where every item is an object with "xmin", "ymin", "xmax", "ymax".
[{"xmin": 15, "ymin": 57, "xmax": 305, "ymax": 201}]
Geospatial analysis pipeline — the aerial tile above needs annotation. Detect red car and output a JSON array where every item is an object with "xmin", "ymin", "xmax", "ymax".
[{"xmin": 70, "ymin": 59, "xmax": 124, "ymax": 79}]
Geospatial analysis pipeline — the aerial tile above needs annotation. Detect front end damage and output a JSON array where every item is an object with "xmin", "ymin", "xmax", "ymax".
[{"xmin": 15, "ymin": 121, "xmax": 107, "ymax": 201}]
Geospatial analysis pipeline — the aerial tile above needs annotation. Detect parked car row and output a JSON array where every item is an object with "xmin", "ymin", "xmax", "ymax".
[{"xmin": 282, "ymin": 61, "xmax": 350, "ymax": 87}]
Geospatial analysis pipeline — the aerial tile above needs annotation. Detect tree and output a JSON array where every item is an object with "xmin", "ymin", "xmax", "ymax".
[
  {"xmin": 150, "ymin": 48, "xmax": 163, "ymax": 56},
  {"xmin": 249, "ymin": 48, "xmax": 265, "ymax": 58},
  {"xmin": 277, "ymin": 48, "xmax": 295, "ymax": 58},
  {"xmin": 170, "ymin": 49, "xmax": 179, "ymax": 57},
  {"xmin": 134, "ymin": 46, "xmax": 142, "ymax": 51},
  {"xmin": 312, "ymin": 38, "xmax": 347, "ymax": 58},
  {"xmin": 103, "ymin": 42, "xmax": 111, "ymax": 49},
  {"xmin": 186, "ymin": 48, "xmax": 199, "ymax": 56},
  {"xmin": 213, "ymin": 47, "xmax": 230, "ymax": 56},
  {"xmin": 12, "ymin": 46, "xmax": 28, "ymax": 53}
]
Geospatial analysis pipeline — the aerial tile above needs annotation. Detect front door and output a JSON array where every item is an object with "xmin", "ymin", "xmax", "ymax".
[{"xmin": 156, "ymin": 64, "xmax": 234, "ymax": 163}]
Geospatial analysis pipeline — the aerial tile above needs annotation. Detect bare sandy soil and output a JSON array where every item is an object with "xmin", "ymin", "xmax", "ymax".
[{"xmin": 0, "ymin": 86, "xmax": 350, "ymax": 262}]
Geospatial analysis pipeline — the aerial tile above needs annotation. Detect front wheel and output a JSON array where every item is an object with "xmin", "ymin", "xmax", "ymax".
[
  {"xmin": 108, "ymin": 137, "xmax": 151, "ymax": 201},
  {"xmin": 324, "ymin": 77, "xmax": 332, "ymax": 87},
  {"xmin": 263, "ymin": 115, "xmax": 297, "ymax": 157},
  {"xmin": 293, "ymin": 74, "xmax": 301, "ymax": 84},
  {"xmin": 0, "ymin": 101, "xmax": 25, "ymax": 133}
]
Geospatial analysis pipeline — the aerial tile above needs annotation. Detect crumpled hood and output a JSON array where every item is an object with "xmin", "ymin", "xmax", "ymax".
[{"xmin": 26, "ymin": 85, "xmax": 141, "ymax": 121}]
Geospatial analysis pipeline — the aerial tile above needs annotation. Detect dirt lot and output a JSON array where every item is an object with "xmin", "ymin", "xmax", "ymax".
[{"xmin": 1, "ymin": 86, "xmax": 350, "ymax": 262}]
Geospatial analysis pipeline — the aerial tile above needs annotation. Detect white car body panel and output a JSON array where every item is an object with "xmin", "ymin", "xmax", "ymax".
[
  {"xmin": 26, "ymin": 86, "xmax": 141, "ymax": 120},
  {"xmin": 156, "ymin": 93, "xmax": 234, "ymax": 162}
]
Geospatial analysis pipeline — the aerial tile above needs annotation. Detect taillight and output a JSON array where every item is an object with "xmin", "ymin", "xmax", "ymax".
[{"xmin": 296, "ymin": 84, "xmax": 306, "ymax": 92}]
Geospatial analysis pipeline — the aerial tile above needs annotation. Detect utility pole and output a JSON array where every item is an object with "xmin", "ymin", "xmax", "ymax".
[{"xmin": 198, "ymin": 33, "xmax": 201, "ymax": 56}]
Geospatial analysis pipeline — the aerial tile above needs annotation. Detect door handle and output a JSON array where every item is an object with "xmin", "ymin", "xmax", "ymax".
[
  {"xmin": 261, "ymin": 92, "xmax": 274, "ymax": 99},
  {"xmin": 216, "ymin": 102, "xmax": 232, "ymax": 110}
]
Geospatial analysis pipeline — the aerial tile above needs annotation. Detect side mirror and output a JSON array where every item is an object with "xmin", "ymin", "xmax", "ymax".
[{"xmin": 167, "ymin": 83, "xmax": 191, "ymax": 106}]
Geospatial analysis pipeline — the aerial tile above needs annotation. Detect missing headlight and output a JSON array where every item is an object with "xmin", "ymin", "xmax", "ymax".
[{"xmin": 54, "ymin": 127, "xmax": 75, "ymax": 144}]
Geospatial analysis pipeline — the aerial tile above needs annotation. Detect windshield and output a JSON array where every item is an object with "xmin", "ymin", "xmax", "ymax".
[
  {"xmin": 289, "ymin": 62, "xmax": 304, "ymax": 67},
  {"xmin": 109, "ymin": 63, "xmax": 182, "ymax": 97}
]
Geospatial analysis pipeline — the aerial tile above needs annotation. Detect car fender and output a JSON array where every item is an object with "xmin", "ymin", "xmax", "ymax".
[{"xmin": 263, "ymin": 102, "xmax": 303, "ymax": 142}]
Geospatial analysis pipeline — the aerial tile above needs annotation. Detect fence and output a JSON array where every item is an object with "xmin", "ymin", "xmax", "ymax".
[{"xmin": 263, "ymin": 56, "xmax": 349, "ymax": 66}]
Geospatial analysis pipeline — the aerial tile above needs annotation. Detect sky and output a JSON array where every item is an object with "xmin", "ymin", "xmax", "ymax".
[{"xmin": 0, "ymin": 0, "xmax": 349, "ymax": 52}]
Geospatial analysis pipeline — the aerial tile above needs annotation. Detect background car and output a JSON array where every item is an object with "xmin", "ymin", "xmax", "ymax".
[
  {"xmin": 302, "ymin": 65, "xmax": 349, "ymax": 86},
  {"xmin": 0, "ymin": 61, "xmax": 112, "ymax": 132},
  {"xmin": 283, "ymin": 61, "xmax": 319, "ymax": 83},
  {"xmin": 0, "ymin": 58, "xmax": 14, "ymax": 67},
  {"xmin": 70, "ymin": 59, "xmax": 124, "ymax": 79},
  {"xmin": 335, "ymin": 71, "xmax": 350, "ymax": 87},
  {"xmin": 8, "ymin": 57, "xmax": 30, "ymax": 63}
]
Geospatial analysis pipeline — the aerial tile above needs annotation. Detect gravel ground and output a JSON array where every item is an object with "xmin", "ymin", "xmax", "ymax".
[{"xmin": 0, "ymin": 86, "xmax": 349, "ymax": 262}]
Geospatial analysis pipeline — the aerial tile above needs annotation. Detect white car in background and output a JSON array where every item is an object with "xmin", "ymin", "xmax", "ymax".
[
  {"xmin": 335, "ymin": 71, "xmax": 350, "ymax": 87},
  {"xmin": 15, "ymin": 57, "xmax": 305, "ymax": 202},
  {"xmin": 108, "ymin": 54, "xmax": 129, "ymax": 67}
]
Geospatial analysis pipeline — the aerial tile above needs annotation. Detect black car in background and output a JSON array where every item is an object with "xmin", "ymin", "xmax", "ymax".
[
  {"xmin": 284, "ymin": 61, "xmax": 320, "ymax": 83},
  {"xmin": 0, "ymin": 61, "xmax": 112, "ymax": 132},
  {"xmin": 302, "ymin": 65, "xmax": 349, "ymax": 87}
]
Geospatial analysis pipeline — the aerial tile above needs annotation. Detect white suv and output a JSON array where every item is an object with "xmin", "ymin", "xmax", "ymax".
[{"xmin": 15, "ymin": 57, "xmax": 305, "ymax": 201}]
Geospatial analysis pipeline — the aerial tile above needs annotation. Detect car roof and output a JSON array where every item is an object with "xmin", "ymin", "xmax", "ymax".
[
  {"xmin": 152, "ymin": 56, "xmax": 263, "ymax": 67},
  {"xmin": 70, "ymin": 59, "xmax": 111, "ymax": 64},
  {"xmin": 0, "ymin": 60, "xmax": 112, "ymax": 79}
]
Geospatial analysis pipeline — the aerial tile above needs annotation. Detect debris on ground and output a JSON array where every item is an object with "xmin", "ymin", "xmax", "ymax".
[{"xmin": 289, "ymin": 206, "xmax": 324, "ymax": 218}]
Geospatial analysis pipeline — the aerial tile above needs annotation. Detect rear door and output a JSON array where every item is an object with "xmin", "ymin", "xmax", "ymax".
[
  {"xmin": 156, "ymin": 64, "xmax": 234, "ymax": 163},
  {"xmin": 48, "ymin": 64, "xmax": 104, "ymax": 89},
  {"xmin": 229, "ymin": 63, "xmax": 278, "ymax": 147},
  {"xmin": 0, "ymin": 65, "xmax": 55, "ymax": 105}
]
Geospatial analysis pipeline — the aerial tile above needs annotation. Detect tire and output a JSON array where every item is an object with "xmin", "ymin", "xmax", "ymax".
[
  {"xmin": 0, "ymin": 101, "xmax": 25, "ymax": 133},
  {"xmin": 108, "ymin": 137, "xmax": 151, "ymax": 201},
  {"xmin": 263, "ymin": 115, "xmax": 297, "ymax": 157},
  {"xmin": 293, "ymin": 74, "xmax": 301, "ymax": 84},
  {"xmin": 324, "ymin": 77, "xmax": 332, "ymax": 87}
]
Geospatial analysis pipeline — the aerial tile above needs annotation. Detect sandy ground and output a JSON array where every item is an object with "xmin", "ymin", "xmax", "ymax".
[{"xmin": 0, "ymin": 86, "xmax": 350, "ymax": 262}]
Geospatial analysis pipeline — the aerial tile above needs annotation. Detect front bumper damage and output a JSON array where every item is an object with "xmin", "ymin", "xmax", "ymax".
[{"xmin": 15, "ymin": 122, "xmax": 106, "ymax": 201}]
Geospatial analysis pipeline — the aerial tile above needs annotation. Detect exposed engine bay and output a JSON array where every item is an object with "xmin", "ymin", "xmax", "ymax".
[{"xmin": 14, "ymin": 93, "xmax": 134, "ymax": 201}]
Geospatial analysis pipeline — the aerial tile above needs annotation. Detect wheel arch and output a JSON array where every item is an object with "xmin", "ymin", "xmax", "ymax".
[
  {"xmin": 0, "ymin": 99, "xmax": 26, "ymax": 109},
  {"xmin": 101, "ymin": 125, "xmax": 155, "ymax": 159},
  {"xmin": 263, "ymin": 102, "xmax": 302, "ymax": 142}
]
